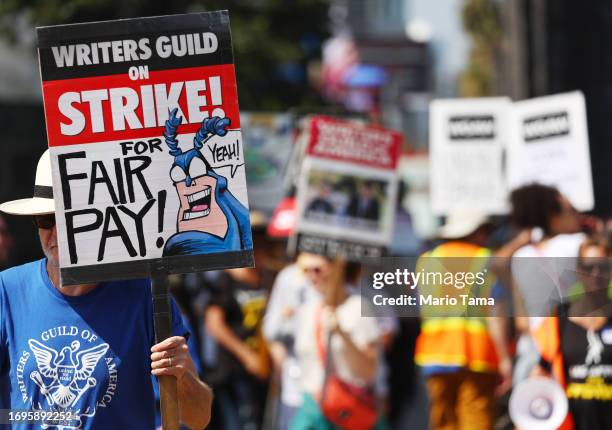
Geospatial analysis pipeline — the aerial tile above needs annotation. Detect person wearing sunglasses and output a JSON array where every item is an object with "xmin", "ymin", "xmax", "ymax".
[
  {"xmin": 0, "ymin": 150, "xmax": 212, "ymax": 430},
  {"xmin": 570, "ymin": 236, "xmax": 612, "ymax": 316},
  {"xmin": 532, "ymin": 232, "xmax": 612, "ymax": 430},
  {"xmin": 291, "ymin": 253, "xmax": 386, "ymax": 430}
]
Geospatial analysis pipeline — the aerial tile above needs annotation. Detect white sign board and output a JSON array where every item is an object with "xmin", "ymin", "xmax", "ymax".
[
  {"xmin": 38, "ymin": 13, "xmax": 254, "ymax": 285},
  {"xmin": 507, "ymin": 91, "xmax": 594, "ymax": 211},
  {"xmin": 294, "ymin": 116, "xmax": 402, "ymax": 261},
  {"xmin": 430, "ymin": 97, "xmax": 511, "ymax": 215}
]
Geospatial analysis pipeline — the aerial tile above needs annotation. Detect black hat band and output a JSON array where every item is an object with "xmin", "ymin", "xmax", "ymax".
[{"xmin": 33, "ymin": 185, "xmax": 53, "ymax": 199}]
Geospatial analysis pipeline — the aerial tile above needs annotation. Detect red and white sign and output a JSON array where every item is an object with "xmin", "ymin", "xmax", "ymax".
[
  {"xmin": 307, "ymin": 116, "xmax": 402, "ymax": 170},
  {"xmin": 38, "ymin": 12, "xmax": 254, "ymax": 285},
  {"xmin": 43, "ymin": 65, "xmax": 240, "ymax": 147},
  {"xmin": 295, "ymin": 116, "xmax": 402, "ymax": 261}
]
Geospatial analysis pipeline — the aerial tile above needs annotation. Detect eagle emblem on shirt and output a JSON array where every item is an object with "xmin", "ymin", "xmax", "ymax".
[{"xmin": 28, "ymin": 339, "xmax": 109, "ymax": 409}]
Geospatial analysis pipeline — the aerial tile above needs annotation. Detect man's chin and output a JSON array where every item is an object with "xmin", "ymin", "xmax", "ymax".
[{"xmin": 45, "ymin": 249, "xmax": 60, "ymax": 267}]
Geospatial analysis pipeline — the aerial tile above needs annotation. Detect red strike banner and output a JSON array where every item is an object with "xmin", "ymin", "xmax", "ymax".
[
  {"xmin": 307, "ymin": 116, "xmax": 402, "ymax": 170},
  {"xmin": 43, "ymin": 64, "xmax": 240, "ymax": 147}
]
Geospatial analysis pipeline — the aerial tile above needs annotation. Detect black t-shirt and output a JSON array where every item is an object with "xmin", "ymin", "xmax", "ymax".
[
  {"xmin": 207, "ymin": 272, "xmax": 267, "ymax": 377},
  {"xmin": 561, "ymin": 317, "xmax": 612, "ymax": 430}
]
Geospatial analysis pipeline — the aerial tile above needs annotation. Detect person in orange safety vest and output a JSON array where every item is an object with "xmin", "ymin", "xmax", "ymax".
[{"xmin": 415, "ymin": 209, "xmax": 512, "ymax": 430}]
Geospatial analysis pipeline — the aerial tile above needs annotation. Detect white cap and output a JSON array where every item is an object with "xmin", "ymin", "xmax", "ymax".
[{"xmin": 438, "ymin": 207, "xmax": 489, "ymax": 239}]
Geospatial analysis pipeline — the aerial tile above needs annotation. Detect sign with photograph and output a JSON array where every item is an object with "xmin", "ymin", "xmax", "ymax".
[
  {"xmin": 295, "ymin": 116, "xmax": 402, "ymax": 260},
  {"xmin": 507, "ymin": 91, "xmax": 594, "ymax": 211},
  {"xmin": 430, "ymin": 97, "xmax": 511, "ymax": 215},
  {"xmin": 37, "ymin": 12, "xmax": 253, "ymax": 285}
]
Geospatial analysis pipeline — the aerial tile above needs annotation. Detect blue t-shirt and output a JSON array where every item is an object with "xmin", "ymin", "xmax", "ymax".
[{"xmin": 0, "ymin": 259, "xmax": 188, "ymax": 429}]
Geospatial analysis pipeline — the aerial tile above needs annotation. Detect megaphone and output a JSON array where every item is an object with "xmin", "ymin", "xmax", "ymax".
[{"xmin": 509, "ymin": 377, "xmax": 568, "ymax": 430}]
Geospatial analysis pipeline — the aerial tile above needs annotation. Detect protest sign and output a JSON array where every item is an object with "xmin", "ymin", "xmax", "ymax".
[
  {"xmin": 294, "ymin": 116, "xmax": 402, "ymax": 261},
  {"xmin": 240, "ymin": 112, "xmax": 294, "ymax": 214},
  {"xmin": 37, "ymin": 12, "xmax": 253, "ymax": 285},
  {"xmin": 430, "ymin": 97, "xmax": 511, "ymax": 215},
  {"xmin": 397, "ymin": 154, "xmax": 438, "ymax": 241},
  {"xmin": 507, "ymin": 91, "xmax": 594, "ymax": 211}
]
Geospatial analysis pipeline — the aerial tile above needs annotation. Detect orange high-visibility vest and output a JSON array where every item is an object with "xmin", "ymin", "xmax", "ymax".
[
  {"xmin": 415, "ymin": 242, "xmax": 499, "ymax": 373},
  {"xmin": 532, "ymin": 317, "xmax": 574, "ymax": 430}
]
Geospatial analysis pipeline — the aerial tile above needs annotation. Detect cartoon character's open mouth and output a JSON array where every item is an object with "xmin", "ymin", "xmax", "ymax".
[{"xmin": 183, "ymin": 186, "xmax": 212, "ymax": 220}]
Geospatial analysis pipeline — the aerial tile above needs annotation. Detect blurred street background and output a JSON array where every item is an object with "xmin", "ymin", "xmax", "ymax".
[
  {"xmin": 1, "ymin": 1, "xmax": 611, "ymax": 430},
  {"xmin": 1, "ymin": 0, "xmax": 611, "ymax": 265}
]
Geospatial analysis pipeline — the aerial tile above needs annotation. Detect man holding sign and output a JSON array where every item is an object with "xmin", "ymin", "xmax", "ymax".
[
  {"xmin": 0, "ymin": 10, "xmax": 256, "ymax": 429},
  {"xmin": 0, "ymin": 150, "xmax": 212, "ymax": 429}
]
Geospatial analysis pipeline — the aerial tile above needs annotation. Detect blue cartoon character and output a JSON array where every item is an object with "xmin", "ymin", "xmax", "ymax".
[{"xmin": 162, "ymin": 108, "xmax": 252, "ymax": 256}]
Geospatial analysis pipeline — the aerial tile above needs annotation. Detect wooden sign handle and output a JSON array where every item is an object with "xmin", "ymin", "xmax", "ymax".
[
  {"xmin": 152, "ymin": 271, "xmax": 180, "ymax": 430},
  {"xmin": 158, "ymin": 375, "xmax": 179, "ymax": 430}
]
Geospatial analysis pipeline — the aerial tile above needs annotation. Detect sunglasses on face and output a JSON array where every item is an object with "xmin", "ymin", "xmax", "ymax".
[
  {"xmin": 302, "ymin": 266, "xmax": 324, "ymax": 275},
  {"xmin": 33, "ymin": 214, "xmax": 56, "ymax": 230},
  {"xmin": 579, "ymin": 261, "xmax": 611, "ymax": 274}
]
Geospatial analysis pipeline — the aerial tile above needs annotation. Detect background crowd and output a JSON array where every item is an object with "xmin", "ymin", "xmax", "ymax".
[
  {"xmin": 169, "ymin": 183, "xmax": 609, "ymax": 430},
  {"xmin": 6, "ymin": 181, "xmax": 610, "ymax": 430},
  {"xmin": 1, "ymin": 1, "xmax": 612, "ymax": 430}
]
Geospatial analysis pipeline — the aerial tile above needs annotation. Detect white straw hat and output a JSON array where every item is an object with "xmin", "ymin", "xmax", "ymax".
[
  {"xmin": 438, "ymin": 207, "xmax": 490, "ymax": 239},
  {"xmin": 0, "ymin": 150, "xmax": 55, "ymax": 215}
]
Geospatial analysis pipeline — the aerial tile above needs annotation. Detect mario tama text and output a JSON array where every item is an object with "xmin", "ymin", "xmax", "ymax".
[
  {"xmin": 370, "ymin": 268, "xmax": 494, "ymax": 309},
  {"xmin": 371, "ymin": 293, "xmax": 495, "ymax": 308}
]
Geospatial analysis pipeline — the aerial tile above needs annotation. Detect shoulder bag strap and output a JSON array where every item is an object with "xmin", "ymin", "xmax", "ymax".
[{"xmin": 315, "ymin": 304, "xmax": 335, "ymax": 402}]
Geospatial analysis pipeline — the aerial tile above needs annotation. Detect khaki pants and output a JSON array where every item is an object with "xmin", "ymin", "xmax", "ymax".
[{"xmin": 425, "ymin": 370, "xmax": 497, "ymax": 430}]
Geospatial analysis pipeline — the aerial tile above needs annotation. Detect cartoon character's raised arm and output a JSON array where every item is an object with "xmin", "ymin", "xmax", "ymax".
[
  {"xmin": 194, "ymin": 116, "xmax": 231, "ymax": 148},
  {"xmin": 164, "ymin": 108, "xmax": 183, "ymax": 156},
  {"xmin": 164, "ymin": 108, "xmax": 230, "ymax": 156}
]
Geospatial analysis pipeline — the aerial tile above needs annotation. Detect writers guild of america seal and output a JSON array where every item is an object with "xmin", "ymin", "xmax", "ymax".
[{"xmin": 16, "ymin": 326, "xmax": 118, "ymax": 429}]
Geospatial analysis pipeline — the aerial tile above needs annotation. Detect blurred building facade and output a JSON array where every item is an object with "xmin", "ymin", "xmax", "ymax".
[
  {"xmin": 500, "ymin": 0, "xmax": 612, "ymax": 215},
  {"xmin": 325, "ymin": 0, "xmax": 470, "ymax": 149}
]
